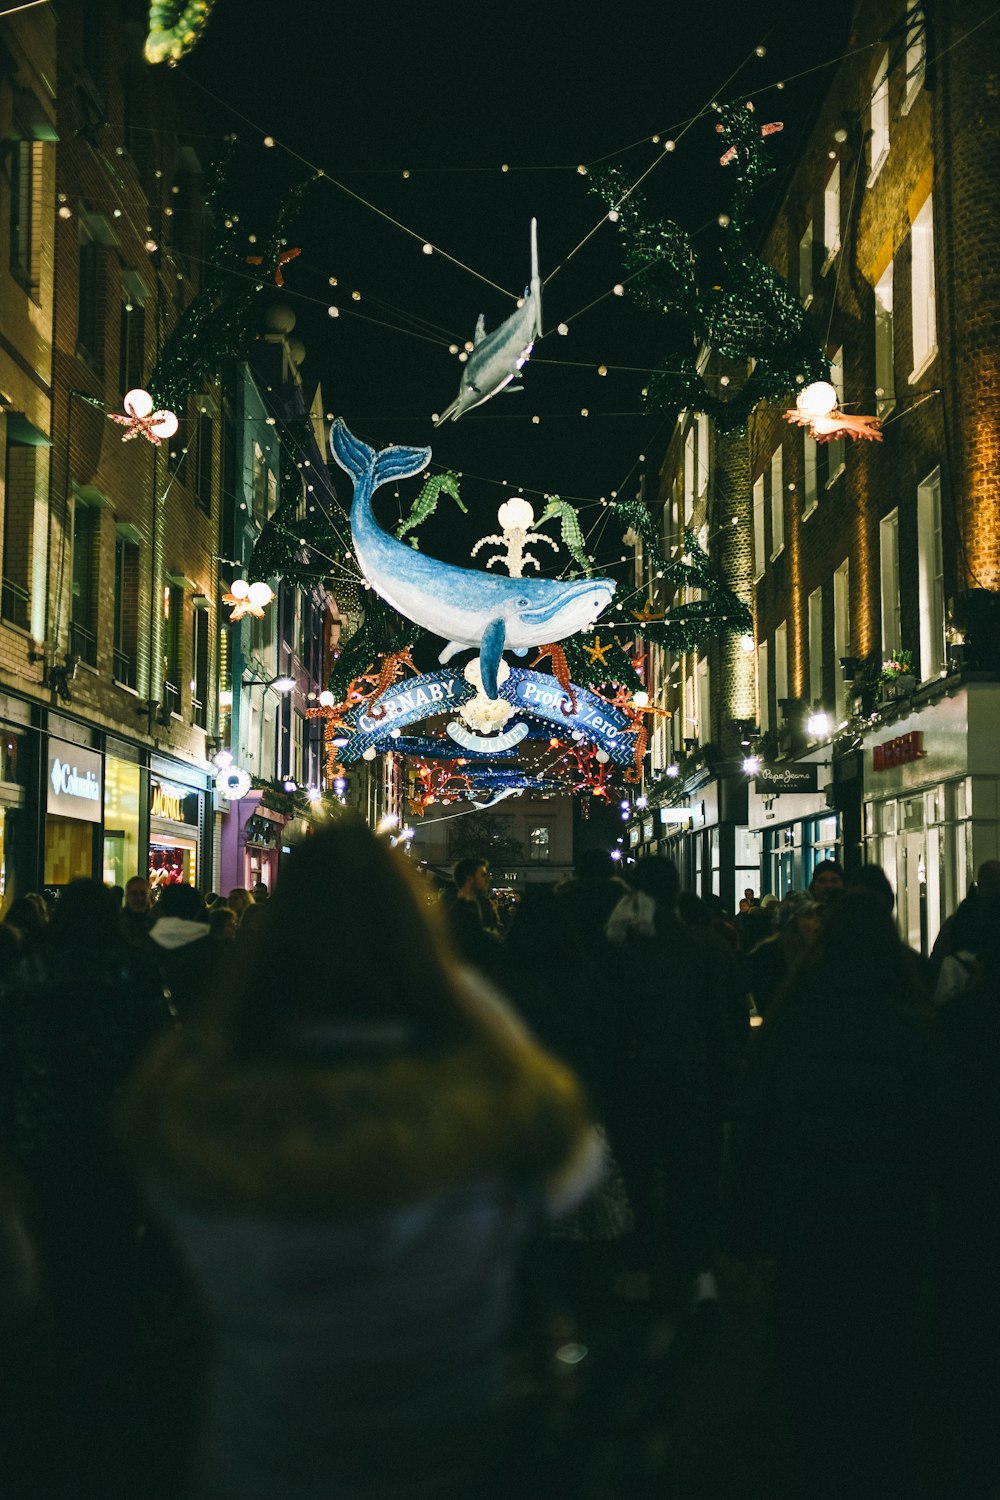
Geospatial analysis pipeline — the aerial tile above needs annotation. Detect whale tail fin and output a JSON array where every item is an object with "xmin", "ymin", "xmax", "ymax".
[{"xmin": 331, "ymin": 418, "xmax": 431, "ymax": 486}]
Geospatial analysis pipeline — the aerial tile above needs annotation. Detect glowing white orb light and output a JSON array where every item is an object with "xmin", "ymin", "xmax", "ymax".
[{"xmin": 796, "ymin": 381, "xmax": 838, "ymax": 419}]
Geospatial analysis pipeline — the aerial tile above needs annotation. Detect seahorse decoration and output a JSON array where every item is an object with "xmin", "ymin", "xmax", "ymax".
[
  {"xmin": 364, "ymin": 649, "xmax": 420, "ymax": 719},
  {"xmin": 529, "ymin": 643, "xmax": 578, "ymax": 716},
  {"xmin": 394, "ymin": 472, "xmax": 467, "ymax": 544},
  {"xmin": 537, "ymin": 497, "xmax": 594, "ymax": 577}
]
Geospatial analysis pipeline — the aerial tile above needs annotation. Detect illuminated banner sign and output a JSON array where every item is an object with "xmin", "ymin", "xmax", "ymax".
[
  {"xmin": 872, "ymin": 731, "xmax": 926, "ymax": 772},
  {"xmin": 388, "ymin": 737, "xmax": 518, "ymax": 760},
  {"xmin": 150, "ymin": 778, "xmax": 199, "ymax": 824},
  {"xmin": 754, "ymin": 764, "xmax": 818, "ymax": 794},
  {"xmin": 338, "ymin": 667, "xmax": 638, "ymax": 767},
  {"xmin": 47, "ymin": 741, "xmax": 103, "ymax": 823}
]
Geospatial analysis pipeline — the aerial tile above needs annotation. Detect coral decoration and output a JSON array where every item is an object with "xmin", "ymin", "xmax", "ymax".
[
  {"xmin": 363, "ymin": 649, "xmax": 420, "ymax": 719},
  {"xmin": 109, "ymin": 389, "xmax": 179, "ymax": 445},
  {"xmin": 223, "ymin": 580, "xmax": 274, "ymax": 622},
  {"xmin": 471, "ymin": 498, "xmax": 558, "ymax": 578},
  {"xmin": 245, "ymin": 245, "xmax": 301, "ymax": 287},
  {"xmin": 144, "ymin": 0, "xmax": 218, "ymax": 64},
  {"xmin": 783, "ymin": 408, "xmax": 883, "ymax": 443},
  {"xmin": 529, "ymin": 644, "xmax": 578, "ymax": 715},
  {"xmin": 717, "ymin": 104, "xmax": 783, "ymax": 166}
]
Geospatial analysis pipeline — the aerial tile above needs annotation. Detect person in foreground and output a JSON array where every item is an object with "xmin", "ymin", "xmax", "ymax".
[{"xmin": 118, "ymin": 817, "xmax": 600, "ymax": 1500}]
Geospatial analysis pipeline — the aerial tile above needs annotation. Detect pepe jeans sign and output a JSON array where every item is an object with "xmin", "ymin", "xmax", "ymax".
[
  {"xmin": 753, "ymin": 764, "xmax": 819, "ymax": 795},
  {"xmin": 47, "ymin": 742, "xmax": 103, "ymax": 823}
]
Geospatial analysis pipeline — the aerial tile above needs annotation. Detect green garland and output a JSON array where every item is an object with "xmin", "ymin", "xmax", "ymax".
[
  {"xmin": 562, "ymin": 633, "xmax": 642, "ymax": 692},
  {"xmin": 147, "ymin": 142, "xmax": 312, "ymax": 415},
  {"xmin": 537, "ymin": 497, "xmax": 594, "ymax": 576},
  {"xmin": 395, "ymin": 472, "xmax": 466, "ymax": 543},
  {"xmin": 145, "ymin": 0, "xmax": 219, "ymax": 64},
  {"xmin": 327, "ymin": 593, "xmax": 423, "ymax": 705},
  {"xmin": 592, "ymin": 101, "xmax": 828, "ymax": 432}
]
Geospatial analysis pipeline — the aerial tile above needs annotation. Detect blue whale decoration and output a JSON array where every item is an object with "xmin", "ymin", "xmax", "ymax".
[{"xmin": 331, "ymin": 419, "xmax": 616, "ymax": 699}]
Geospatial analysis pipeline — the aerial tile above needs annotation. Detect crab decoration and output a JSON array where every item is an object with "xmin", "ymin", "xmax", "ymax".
[
  {"xmin": 109, "ymin": 388, "xmax": 180, "ymax": 445},
  {"xmin": 223, "ymin": 579, "xmax": 274, "ymax": 622}
]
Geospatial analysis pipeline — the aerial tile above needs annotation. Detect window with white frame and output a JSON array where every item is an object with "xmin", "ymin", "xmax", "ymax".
[
  {"xmin": 774, "ymin": 620, "xmax": 788, "ymax": 713},
  {"xmin": 696, "ymin": 411, "xmax": 710, "ymax": 497},
  {"xmin": 834, "ymin": 560, "xmax": 850, "ymax": 719},
  {"xmin": 917, "ymin": 467, "xmax": 945, "ymax": 678},
  {"xmin": 874, "ymin": 262, "xmax": 895, "ymax": 415},
  {"xmin": 910, "ymin": 194, "xmax": 937, "ymax": 378},
  {"xmin": 869, "ymin": 53, "xmax": 890, "ymax": 181},
  {"xmin": 879, "ymin": 509, "xmax": 902, "ymax": 657},
  {"xmin": 903, "ymin": 4, "xmax": 927, "ymax": 112},
  {"xmin": 698, "ymin": 655, "xmax": 710, "ymax": 745},
  {"xmin": 683, "ymin": 426, "xmax": 695, "ymax": 526},
  {"xmin": 823, "ymin": 162, "xmax": 841, "ymax": 264},
  {"xmin": 799, "ymin": 219, "xmax": 814, "ymax": 306},
  {"xmin": 802, "ymin": 433, "xmax": 818, "ymax": 518},
  {"xmin": 826, "ymin": 347, "xmax": 845, "ymax": 483},
  {"xmin": 758, "ymin": 638, "xmax": 770, "ymax": 734},
  {"xmin": 752, "ymin": 474, "xmax": 765, "ymax": 581},
  {"xmin": 808, "ymin": 586, "xmax": 824, "ymax": 705},
  {"xmin": 770, "ymin": 446, "xmax": 784, "ymax": 558}
]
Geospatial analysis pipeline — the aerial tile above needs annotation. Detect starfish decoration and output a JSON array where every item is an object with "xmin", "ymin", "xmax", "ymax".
[
  {"xmin": 246, "ymin": 245, "xmax": 302, "ymax": 287},
  {"xmin": 717, "ymin": 102, "xmax": 783, "ymax": 166},
  {"xmin": 630, "ymin": 599, "xmax": 665, "ymax": 624},
  {"xmin": 783, "ymin": 408, "xmax": 883, "ymax": 443},
  {"xmin": 583, "ymin": 633, "xmax": 614, "ymax": 666},
  {"xmin": 221, "ymin": 580, "xmax": 274, "ymax": 622},
  {"xmin": 108, "ymin": 391, "xmax": 179, "ymax": 446}
]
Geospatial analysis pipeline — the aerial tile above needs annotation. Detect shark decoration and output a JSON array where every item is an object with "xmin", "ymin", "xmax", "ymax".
[
  {"xmin": 330, "ymin": 420, "xmax": 616, "ymax": 701},
  {"xmin": 434, "ymin": 220, "xmax": 542, "ymax": 424}
]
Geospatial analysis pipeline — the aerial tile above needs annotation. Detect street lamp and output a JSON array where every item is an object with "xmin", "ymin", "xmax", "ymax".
[{"xmin": 241, "ymin": 675, "xmax": 296, "ymax": 694}]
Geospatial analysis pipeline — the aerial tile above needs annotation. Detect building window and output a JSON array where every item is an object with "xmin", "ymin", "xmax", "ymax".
[
  {"xmin": 758, "ymin": 638, "xmax": 770, "ymax": 735},
  {"xmin": 910, "ymin": 194, "xmax": 937, "ymax": 379},
  {"xmin": 529, "ymin": 825, "xmax": 551, "ymax": 863},
  {"xmin": 903, "ymin": 4, "xmax": 927, "ymax": 112},
  {"xmin": 802, "ymin": 433, "xmax": 818, "ymax": 518},
  {"xmin": 118, "ymin": 298, "xmax": 145, "ymax": 397},
  {"xmin": 70, "ymin": 502, "xmax": 100, "ymax": 666},
  {"xmin": 834, "ymin": 560, "xmax": 850, "ymax": 720},
  {"xmin": 808, "ymin": 586, "xmax": 824, "ymax": 705},
  {"xmin": 683, "ymin": 426, "xmax": 695, "ymax": 527},
  {"xmin": 196, "ymin": 412, "xmax": 213, "ymax": 515},
  {"xmin": 9, "ymin": 135, "xmax": 42, "ymax": 293},
  {"xmin": 869, "ymin": 52, "xmax": 890, "ymax": 182},
  {"xmin": 879, "ymin": 509, "xmax": 902, "ymax": 658},
  {"xmin": 113, "ymin": 534, "xmax": 140, "ymax": 688},
  {"xmin": 799, "ymin": 219, "xmax": 814, "ymax": 306},
  {"xmin": 752, "ymin": 474, "xmax": 765, "ymax": 581},
  {"xmin": 697, "ymin": 654, "xmax": 710, "ymax": 745},
  {"xmin": 874, "ymin": 262, "xmax": 895, "ymax": 415},
  {"xmin": 252, "ymin": 442, "xmax": 269, "ymax": 527},
  {"xmin": 769, "ymin": 445, "xmax": 784, "ymax": 559},
  {"xmin": 77, "ymin": 222, "xmax": 102, "ymax": 368},
  {"xmin": 775, "ymin": 620, "xmax": 788, "ymax": 711},
  {"xmin": 191, "ymin": 606, "xmax": 209, "ymax": 728},
  {"xmin": 163, "ymin": 584, "xmax": 182, "ymax": 715},
  {"xmin": 1, "ymin": 440, "xmax": 35, "ymax": 630},
  {"xmin": 696, "ymin": 411, "xmax": 710, "ymax": 497},
  {"xmin": 823, "ymin": 162, "xmax": 841, "ymax": 265},
  {"xmin": 917, "ymin": 468, "xmax": 945, "ymax": 679},
  {"xmin": 825, "ymin": 347, "xmax": 845, "ymax": 484}
]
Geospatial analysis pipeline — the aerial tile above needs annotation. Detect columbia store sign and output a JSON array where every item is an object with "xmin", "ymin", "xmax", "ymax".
[{"xmin": 47, "ymin": 742, "xmax": 103, "ymax": 823}]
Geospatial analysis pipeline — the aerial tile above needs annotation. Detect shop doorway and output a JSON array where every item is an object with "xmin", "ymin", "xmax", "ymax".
[{"xmin": 899, "ymin": 796, "xmax": 927, "ymax": 954}]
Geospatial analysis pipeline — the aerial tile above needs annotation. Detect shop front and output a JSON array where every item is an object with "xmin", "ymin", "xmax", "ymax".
[
  {"xmin": 103, "ymin": 742, "xmax": 144, "ymax": 887},
  {"xmin": 45, "ymin": 737, "xmax": 103, "ymax": 887},
  {"xmin": 0, "ymin": 708, "xmax": 30, "ymax": 914},
  {"xmin": 860, "ymin": 682, "xmax": 1000, "ymax": 956},
  {"xmin": 218, "ymin": 789, "xmax": 288, "ymax": 895},
  {"xmin": 148, "ymin": 764, "xmax": 205, "ymax": 891},
  {"xmin": 648, "ymin": 771, "xmax": 756, "ymax": 911},
  {"xmin": 746, "ymin": 757, "xmax": 838, "ymax": 900}
]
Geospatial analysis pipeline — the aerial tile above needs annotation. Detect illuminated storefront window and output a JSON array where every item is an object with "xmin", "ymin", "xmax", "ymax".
[
  {"xmin": 103, "ymin": 757, "xmax": 142, "ymax": 887},
  {"xmin": 149, "ymin": 776, "xmax": 201, "ymax": 891},
  {"xmin": 44, "ymin": 739, "xmax": 102, "ymax": 886}
]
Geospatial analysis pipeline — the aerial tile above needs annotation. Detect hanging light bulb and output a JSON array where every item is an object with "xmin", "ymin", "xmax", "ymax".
[{"xmin": 796, "ymin": 380, "xmax": 839, "ymax": 419}]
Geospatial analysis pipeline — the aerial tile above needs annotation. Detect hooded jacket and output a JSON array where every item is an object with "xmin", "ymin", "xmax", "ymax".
[{"xmin": 118, "ymin": 975, "xmax": 598, "ymax": 1500}]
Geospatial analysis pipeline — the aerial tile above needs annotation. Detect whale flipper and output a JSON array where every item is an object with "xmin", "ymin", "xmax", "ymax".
[
  {"xmin": 439, "ymin": 640, "xmax": 465, "ymax": 663},
  {"xmin": 331, "ymin": 418, "xmax": 430, "ymax": 488},
  {"xmin": 480, "ymin": 617, "xmax": 506, "ymax": 699}
]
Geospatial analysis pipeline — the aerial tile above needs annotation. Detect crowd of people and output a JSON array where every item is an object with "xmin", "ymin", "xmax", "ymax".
[{"xmin": 0, "ymin": 830, "xmax": 997, "ymax": 1498}]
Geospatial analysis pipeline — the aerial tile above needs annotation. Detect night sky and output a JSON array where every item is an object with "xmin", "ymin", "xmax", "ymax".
[{"xmin": 174, "ymin": 2, "xmax": 852, "ymax": 567}]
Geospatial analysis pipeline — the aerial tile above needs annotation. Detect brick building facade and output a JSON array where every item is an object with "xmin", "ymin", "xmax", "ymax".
[{"xmin": 627, "ymin": 0, "xmax": 1000, "ymax": 950}]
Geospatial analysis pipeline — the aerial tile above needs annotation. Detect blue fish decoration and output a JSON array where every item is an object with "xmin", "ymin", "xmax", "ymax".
[
  {"xmin": 434, "ymin": 219, "xmax": 542, "ymax": 424},
  {"xmin": 331, "ymin": 420, "xmax": 615, "ymax": 699}
]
